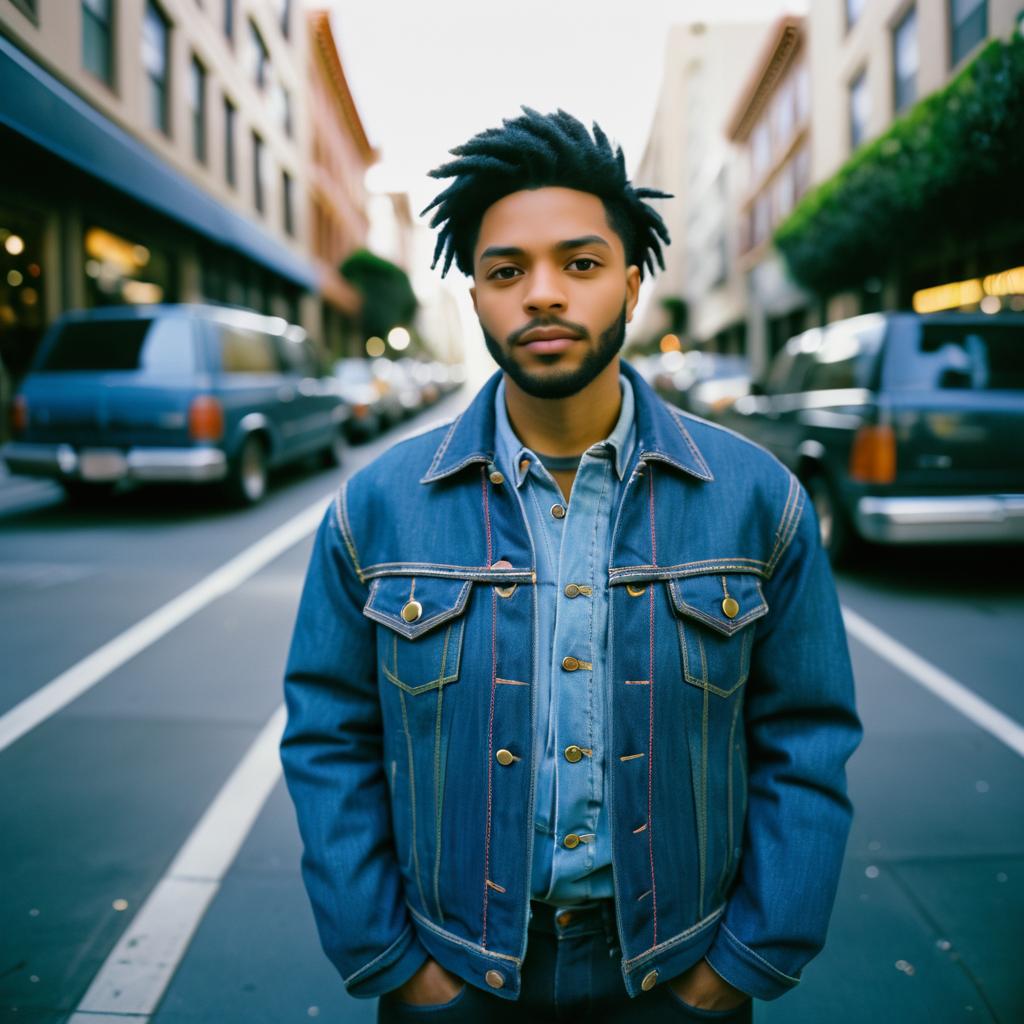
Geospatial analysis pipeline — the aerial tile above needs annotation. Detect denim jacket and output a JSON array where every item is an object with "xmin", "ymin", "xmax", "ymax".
[{"xmin": 280, "ymin": 358, "xmax": 861, "ymax": 1004}]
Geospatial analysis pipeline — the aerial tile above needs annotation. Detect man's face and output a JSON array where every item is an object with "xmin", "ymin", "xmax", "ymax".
[{"xmin": 470, "ymin": 187, "xmax": 640, "ymax": 399}]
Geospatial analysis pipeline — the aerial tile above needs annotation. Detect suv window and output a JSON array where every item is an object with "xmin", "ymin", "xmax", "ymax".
[
  {"xmin": 765, "ymin": 330, "xmax": 820, "ymax": 394},
  {"xmin": 38, "ymin": 317, "xmax": 197, "ymax": 374},
  {"xmin": 887, "ymin": 320, "xmax": 1024, "ymax": 391},
  {"xmin": 803, "ymin": 318, "xmax": 885, "ymax": 392},
  {"xmin": 217, "ymin": 325, "xmax": 280, "ymax": 373},
  {"xmin": 276, "ymin": 335, "xmax": 321, "ymax": 377}
]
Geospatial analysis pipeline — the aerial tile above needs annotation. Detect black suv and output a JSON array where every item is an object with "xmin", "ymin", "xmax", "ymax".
[{"xmin": 719, "ymin": 312, "xmax": 1024, "ymax": 562}]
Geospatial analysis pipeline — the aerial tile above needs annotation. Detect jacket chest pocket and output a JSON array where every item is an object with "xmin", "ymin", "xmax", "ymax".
[
  {"xmin": 667, "ymin": 572, "xmax": 768, "ymax": 697},
  {"xmin": 363, "ymin": 575, "xmax": 472, "ymax": 695}
]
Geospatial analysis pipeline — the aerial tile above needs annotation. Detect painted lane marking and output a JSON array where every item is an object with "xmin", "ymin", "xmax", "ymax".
[
  {"xmin": 0, "ymin": 496, "xmax": 328, "ymax": 753},
  {"xmin": 67, "ymin": 704, "xmax": 286, "ymax": 1021},
  {"xmin": 842, "ymin": 604, "xmax": 1024, "ymax": 758}
]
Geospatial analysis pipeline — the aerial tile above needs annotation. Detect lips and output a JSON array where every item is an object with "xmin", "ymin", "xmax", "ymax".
[{"xmin": 517, "ymin": 327, "xmax": 582, "ymax": 354}]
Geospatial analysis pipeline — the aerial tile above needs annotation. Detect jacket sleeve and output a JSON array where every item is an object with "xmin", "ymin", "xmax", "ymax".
[
  {"xmin": 704, "ymin": 480, "xmax": 862, "ymax": 1000},
  {"xmin": 279, "ymin": 493, "xmax": 429, "ymax": 997}
]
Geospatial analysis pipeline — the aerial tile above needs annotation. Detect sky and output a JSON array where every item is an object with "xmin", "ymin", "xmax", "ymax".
[{"xmin": 328, "ymin": 0, "xmax": 806, "ymax": 211}]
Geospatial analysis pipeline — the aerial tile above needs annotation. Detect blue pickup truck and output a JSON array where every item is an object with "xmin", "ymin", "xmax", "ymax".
[
  {"xmin": 2, "ymin": 304, "xmax": 350, "ymax": 505},
  {"xmin": 718, "ymin": 312, "xmax": 1024, "ymax": 562}
]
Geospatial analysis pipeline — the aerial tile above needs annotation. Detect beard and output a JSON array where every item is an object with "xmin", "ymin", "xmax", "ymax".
[{"xmin": 481, "ymin": 303, "xmax": 627, "ymax": 400}]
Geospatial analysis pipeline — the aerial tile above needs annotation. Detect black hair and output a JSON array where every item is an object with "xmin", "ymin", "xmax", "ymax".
[{"xmin": 420, "ymin": 107, "xmax": 672, "ymax": 279}]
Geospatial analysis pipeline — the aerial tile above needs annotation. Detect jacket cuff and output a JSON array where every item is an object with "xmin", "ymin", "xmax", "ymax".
[
  {"xmin": 344, "ymin": 924, "xmax": 431, "ymax": 999},
  {"xmin": 704, "ymin": 923, "xmax": 801, "ymax": 1002}
]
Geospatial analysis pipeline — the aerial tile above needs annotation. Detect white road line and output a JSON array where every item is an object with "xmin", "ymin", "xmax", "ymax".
[
  {"xmin": 67, "ymin": 704, "xmax": 287, "ymax": 1022},
  {"xmin": 0, "ymin": 496, "xmax": 329, "ymax": 753},
  {"xmin": 842, "ymin": 604, "xmax": 1024, "ymax": 758}
]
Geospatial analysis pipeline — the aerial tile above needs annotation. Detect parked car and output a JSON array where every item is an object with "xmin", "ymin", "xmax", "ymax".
[
  {"xmin": 332, "ymin": 357, "xmax": 385, "ymax": 441},
  {"xmin": 2, "ymin": 304, "xmax": 349, "ymax": 505},
  {"xmin": 719, "ymin": 312, "xmax": 1024, "ymax": 562}
]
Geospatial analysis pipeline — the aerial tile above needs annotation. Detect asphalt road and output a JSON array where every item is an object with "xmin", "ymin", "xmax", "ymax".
[{"xmin": 1, "ymin": 387, "xmax": 1021, "ymax": 1023}]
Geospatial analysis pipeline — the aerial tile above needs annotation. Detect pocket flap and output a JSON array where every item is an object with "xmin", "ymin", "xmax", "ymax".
[
  {"xmin": 363, "ymin": 576, "xmax": 473, "ymax": 640},
  {"xmin": 667, "ymin": 573, "xmax": 768, "ymax": 637}
]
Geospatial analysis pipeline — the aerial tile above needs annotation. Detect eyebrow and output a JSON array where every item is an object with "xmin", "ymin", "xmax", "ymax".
[{"xmin": 479, "ymin": 235, "xmax": 612, "ymax": 262}]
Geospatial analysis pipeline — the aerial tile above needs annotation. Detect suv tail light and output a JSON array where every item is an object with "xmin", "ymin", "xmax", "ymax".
[
  {"xmin": 11, "ymin": 395, "xmax": 28, "ymax": 435},
  {"xmin": 849, "ymin": 424, "xmax": 896, "ymax": 483},
  {"xmin": 188, "ymin": 395, "xmax": 224, "ymax": 442}
]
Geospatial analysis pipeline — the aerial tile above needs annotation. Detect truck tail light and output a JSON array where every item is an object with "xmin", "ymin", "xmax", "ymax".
[
  {"xmin": 11, "ymin": 395, "xmax": 28, "ymax": 435},
  {"xmin": 849, "ymin": 424, "xmax": 896, "ymax": 483},
  {"xmin": 188, "ymin": 395, "xmax": 224, "ymax": 442}
]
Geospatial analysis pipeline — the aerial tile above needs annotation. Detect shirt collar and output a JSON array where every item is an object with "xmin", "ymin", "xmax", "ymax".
[{"xmin": 494, "ymin": 372, "xmax": 637, "ymax": 489}]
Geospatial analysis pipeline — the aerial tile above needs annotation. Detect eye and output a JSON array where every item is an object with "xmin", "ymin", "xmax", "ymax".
[
  {"xmin": 567, "ymin": 257, "xmax": 600, "ymax": 272},
  {"xmin": 488, "ymin": 266, "xmax": 522, "ymax": 281}
]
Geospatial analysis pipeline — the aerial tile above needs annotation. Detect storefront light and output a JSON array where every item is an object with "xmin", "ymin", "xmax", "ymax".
[
  {"xmin": 7, "ymin": 270, "xmax": 23, "ymax": 287},
  {"xmin": 4, "ymin": 234, "xmax": 25, "ymax": 256},
  {"xmin": 388, "ymin": 326, "xmax": 410, "ymax": 351},
  {"xmin": 913, "ymin": 264, "xmax": 1024, "ymax": 313},
  {"xmin": 980, "ymin": 295, "xmax": 1001, "ymax": 315},
  {"xmin": 365, "ymin": 336, "xmax": 385, "ymax": 357}
]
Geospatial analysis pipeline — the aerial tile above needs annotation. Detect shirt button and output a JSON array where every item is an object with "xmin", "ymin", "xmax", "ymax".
[
  {"xmin": 550, "ymin": 503, "xmax": 566, "ymax": 519},
  {"xmin": 556, "ymin": 911, "xmax": 573, "ymax": 927},
  {"xmin": 485, "ymin": 969, "xmax": 504, "ymax": 989},
  {"xmin": 488, "ymin": 469, "xmax": 505, "ymax": 485},
  {"xmin": 563, "ymin": 833, "xmax": 581, "ymax": 849},
  {"xmin": 564, "ymin": 745, "xmax": 583, "ymax": 763},
  {"xmin": 564, "ymin": 583, "xmax": 581, "ymax": 598},
  {"xmin": 561, "ymin": 656, "xmax": 580, "ymax": 671},
  {"xmin": 495, "ymin": 749, "xmax": 515, "ymax": 766},
  {"xmin": 400, "ymin": 600, "xmax": 422, "ymax": 622},
  {"xmin": 641, "ymin": 969, "xmax": 659, "ymax": 991}
]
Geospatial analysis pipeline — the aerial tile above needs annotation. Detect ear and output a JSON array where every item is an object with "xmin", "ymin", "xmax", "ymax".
[
  {"xmin": 469, "ymin": 283, "xmax": 478, "ymax": 313},
  {"xmin": 624, "ymin": 265, "xmax": 641, "ymax": 323}
]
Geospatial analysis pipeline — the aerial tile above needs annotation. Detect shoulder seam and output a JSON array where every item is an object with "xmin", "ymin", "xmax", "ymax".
[
  {"xmin": 766, "ymin": 471, "xmax": 806, "ymax": 576},
  {"xmin": 333, "ymin": 480, "xmax": 366, "ymax": 584}
]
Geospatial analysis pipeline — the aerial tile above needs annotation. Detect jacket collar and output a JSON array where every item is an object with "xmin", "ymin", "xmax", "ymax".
[{"xmin": 419, "ymin": 357, "xmax": 714, "ymax": 485}]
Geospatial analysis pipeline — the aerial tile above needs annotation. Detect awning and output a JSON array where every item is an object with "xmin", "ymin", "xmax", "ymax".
[{"xmin": 0, "ymin": 35, "xmax": 317, "ymax": 291}]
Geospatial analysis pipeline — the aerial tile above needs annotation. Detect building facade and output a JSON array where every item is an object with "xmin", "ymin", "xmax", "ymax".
[
  {"xmin": 633, "ymin": 20, "xmax": 772, "ymax": 355},
  {"xmin": 307, "ymin": 8, "xmax": 375, "ymax": 359},
  {"xmin": 726, "ymin": 15, "xmax": 815, "ymax": 378},
  {"xmin": 0, "ymin": 0, "xmax": 333, "ymax": 383},
  {"xmin": 805, "ymin": 0, "xmax": 1024, "ymax": 318}
]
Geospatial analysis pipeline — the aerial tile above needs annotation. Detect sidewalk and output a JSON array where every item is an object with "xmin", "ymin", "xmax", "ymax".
[{"xmin": 0, "ymin": 462, "xmax": 63, "ymax": 516}]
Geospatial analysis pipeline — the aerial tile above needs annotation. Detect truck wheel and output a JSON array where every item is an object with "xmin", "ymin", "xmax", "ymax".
[
  {"xmin": 226, "ymin": 435, "xmax": 268, "ymax": 505},
  {"xmin": 61, "ymin": 480, "xmax": 114, "ymax": 506},
  {"xmin": 807, "ymin": 474, "xmax": 855, "ymax": 566}
]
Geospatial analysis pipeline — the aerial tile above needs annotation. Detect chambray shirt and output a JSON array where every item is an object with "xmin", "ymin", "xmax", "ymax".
[{"xmin": 493, "ymin": 373, "xmax": 636, "ymax": 904}]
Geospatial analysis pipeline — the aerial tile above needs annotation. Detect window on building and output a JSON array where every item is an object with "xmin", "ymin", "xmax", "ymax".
[
  {"xmin": 794, "ymin": 61, "xmax": 810, "ymax": 125},
  {"xmin": 82, "ymin": 0, "xmax": 114, "ymax": 86},
  {"xmin": 282, "ymin": 170, "xmax": 294, "ymax": 236},
  {"xmin": 189, "ymin": 56, "xmax": 207, "ymax": 163},
  {"xmin": 248, "ymin": 18, "xmax": 270, "ymax": 88},
  {"xmin": 771, "ymin": 77, "xmax": 795, "ymax": 152},
  {"xmin": 273, "ymin": 0, "xmax": 291, "ymax": 38},
  {"xmin": 893, "ymin": 6, "xmax": 918, "ymax": 113},
  {"xmin": 252, "ymin": 131, "xmax": 266, "ymax": 213},
  {"xmin": 143, "ymin": 1, "xmax": 171, "ymax": 135},
  {"xmin": 270, "ymin": 79, "xmax": 292, "ymax": 137},
  {"xmin": 846, "ymin": 0, "xmax": 866, "ymax": 31},
  {"xmin": 223, "ymin": 0, "xmax": 234, "ymax": 40},
  {"xmin": 848, "ymin": 67, "xmax": 870, "ymax": 150},
  {"xmin": 751, "ymin": 121, "xmax": 771, "ymax": 179},
  {"xmin": 950, "ymin": 0, "xmax": 987, "ymax": 66},
  {"xmin": 224, "ymin": 96, "xmax": 237, "ymax": 187}
]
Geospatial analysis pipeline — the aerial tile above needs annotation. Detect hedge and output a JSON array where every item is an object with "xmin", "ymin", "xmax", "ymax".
[{"xmin": 774, "ymin": 34, "xmax": 1024, "ymax": 295}]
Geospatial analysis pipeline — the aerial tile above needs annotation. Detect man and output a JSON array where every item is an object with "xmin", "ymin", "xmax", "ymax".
[{"xmin": 281, "ymin": 108, "xmax": 861, "ymax": 1023}]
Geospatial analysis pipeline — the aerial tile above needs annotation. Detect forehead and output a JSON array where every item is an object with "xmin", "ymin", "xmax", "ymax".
[{"xmin": 475, "ymin": 187, "xmax": 621, "ymax": 257}]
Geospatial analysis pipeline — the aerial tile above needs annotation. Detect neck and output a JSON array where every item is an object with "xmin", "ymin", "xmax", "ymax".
[{"xmin": 503, "ymin": 358, "xmax": 622, "ymax": 456}]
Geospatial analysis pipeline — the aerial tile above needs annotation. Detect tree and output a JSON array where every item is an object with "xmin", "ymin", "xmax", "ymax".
[{"xmin": 340, "ymin": 249, "xmax": 418, "ymax": 340}]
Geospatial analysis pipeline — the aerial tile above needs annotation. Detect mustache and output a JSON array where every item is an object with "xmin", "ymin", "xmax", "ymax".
[{"xmin": 508, "ymin": 317, "xmax": 590, "ymax": 345}]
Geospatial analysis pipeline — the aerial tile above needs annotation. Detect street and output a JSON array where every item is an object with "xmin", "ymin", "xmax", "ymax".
[{"xmin": 1, "ymin": 387, "xmax": 1021, "ymax": 1024}]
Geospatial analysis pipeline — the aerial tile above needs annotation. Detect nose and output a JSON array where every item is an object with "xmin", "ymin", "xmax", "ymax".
[{"xmin": 523, "ymin": 263, "xmax": 567, "ymax": 316}]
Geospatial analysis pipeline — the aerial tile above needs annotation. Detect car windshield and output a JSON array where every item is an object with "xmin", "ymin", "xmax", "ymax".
[
  {"xmin": 888, "ymin": 320, "xmax": 1024, "ymax": 391},
  {"xmin": 37, "ymin": 317, "xmax": 197, "ymax": 374}
]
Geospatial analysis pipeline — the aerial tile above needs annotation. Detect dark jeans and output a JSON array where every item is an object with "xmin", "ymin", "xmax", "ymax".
[{"xmin": 377, "ymin": 900, "xmax": 753, "ymax": 1023}]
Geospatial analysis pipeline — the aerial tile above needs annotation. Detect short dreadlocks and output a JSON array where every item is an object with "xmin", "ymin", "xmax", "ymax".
[{"xmin": 421, "ymin": 107, "xmax": 672, "ymax": 279}]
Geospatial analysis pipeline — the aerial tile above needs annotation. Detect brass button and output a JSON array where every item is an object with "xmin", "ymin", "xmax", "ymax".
[
  {"xmin": 400, "ymin": 599, "xmax": 422, "ymax": 622},
  {"xmin": 561, "ymin": 656, "xmax": 580, "ymax": 671},
  {"xmin": 491, "ymin": 558, "xmax": 516, "ymax": 598},
  {"xmin": 562, "ymin": 833, "xmax": 581, "ymax": 849},
  {"xmin": 550, "ymin": 503, "xmax": 566, "ymax": 519},
  {"xmin": 722, "ymin": 596, "xmax": 740, "ymax": 619},
  {"xmin": 564, "ymin": 745, "xmax": 583, "ymax": 763},
  {"xmin": 625, "ymin": 583, "xmax": 646, "ymax": 597},
  {"xmin": 641, "ymin": 969, "xmax": 659, "ymax": 991},
  {"xmin": 556, "ymin": 911, "xmax": 573, "ymax": 927},
  {"xmin": 489, "ymin": 469, "xmax": 505, "ymax": 485},
  {"xmin": 495, "ymin": 748, "xmax": 514, "ymax": 766},
  {"xmin": 564, "ymin": 583, "xmax": 581, "ymax": 598},
  {"xmin": 485, "ymin": 969, "xmax": 504, "ymax": 989}
]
